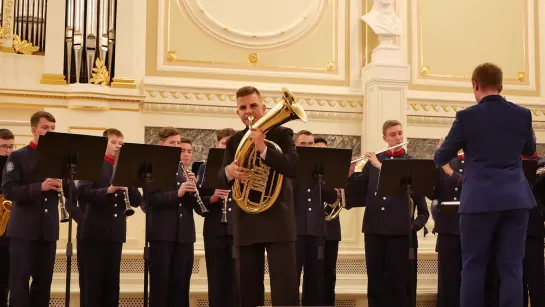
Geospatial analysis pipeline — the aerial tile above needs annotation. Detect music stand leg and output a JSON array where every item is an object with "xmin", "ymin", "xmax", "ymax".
[
  {"xmin": 65, "ymin": 165, "xmax": 76, "ymax": 307},
  {"xmin": 406, "ymin": 184, "xmax": 416, "ymax": 307},
  {"xmin": 143, "ymin": 175, "xmax": 152, "ymax": 307}
]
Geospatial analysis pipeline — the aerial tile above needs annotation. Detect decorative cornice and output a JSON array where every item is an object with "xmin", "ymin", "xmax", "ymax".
[
  {"xmin": 145, "ymin": 90, "xmax": 363, "ymax": 109},
  {"xmin": 142, "ymin": 102, "xmax": 362, "ymax": 120},
  {"xmin": 409, "ymin": 103, "xmax": 465, "ymax": 113},
  {"xmin": 0, "ymin": 89, "xmax": 144, "ymax": 103},
  {"xmin": 408, "ymin": 115, "xmax": 545, "ymax": 130}
]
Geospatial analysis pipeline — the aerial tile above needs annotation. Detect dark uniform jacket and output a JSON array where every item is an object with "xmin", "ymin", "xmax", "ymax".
[
  {"xmin": 293, "ymin": 186, "xmax": 337, "ymax": 237},
  {"xmin": 77, "ymin": 156, "xmax": 141, "ymax": 243},
  {"xmin": 144, "ymin": 162, "xmax": 201, "ymax": 243},
  {"xmin": 1, "ymin": 142, "xmax": 78, "ymax": 242},
  {"xmin": 431, "ymin": 155, "xmax": 464, "ymax": 235},
  {"xmin": 523, "ymin": 154, "xmax": 545, "ymax": 237},
  {"xmin": 66, "ymin": 189, "xmax": 86, "ymax": 240},
  {"xmin": 197, "ymin": 162, "xmax": 234, "ymax": 238},
  {"xmin": 219, "ymin": 126, "xmax": 298, "ymax": 247},
  {"xmin": 345, "ymin": 150, "xmax": 429, "ymax": 236}
]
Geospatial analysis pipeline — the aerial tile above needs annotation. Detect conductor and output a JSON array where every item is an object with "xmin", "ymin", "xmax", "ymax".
[{"xmin": 434, "ymin": 63, "xmax": 536, "ymax": 307}]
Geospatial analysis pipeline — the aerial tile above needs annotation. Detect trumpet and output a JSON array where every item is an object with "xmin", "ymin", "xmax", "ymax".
[
  {"xmin": 123, "ymin": 188, "xmax": 135, "ymax": 216},
  {"xmin": 59, "ymin": 180, "xmax": 69, "ymax": 223},
  {"xmin": 180, "ymin": 162, "xmax": 209, "ymax": 214},
  {"xmin": 352, "ymin": 142, "xmax": 408, "ymax": 172}
]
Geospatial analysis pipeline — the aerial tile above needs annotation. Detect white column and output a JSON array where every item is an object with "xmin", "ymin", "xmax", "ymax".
[
  {"xmin": 110, "ymin": 0, "xmax": 140, "ymax": 89},
  {"xmin": 40, "ymin": 0, "xmax": 67, "ymax": 85},
  {"xmin": 1, "ymin": 0, "xmax": 15, "ymax": 52}
]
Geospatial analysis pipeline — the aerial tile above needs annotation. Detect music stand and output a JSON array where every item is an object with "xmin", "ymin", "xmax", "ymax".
[
  {"xmin": 377, "ymin": 158, "xmax": 438, "ymax": 307},
  {"xmin": 0, "ymin": 155, "xmax": 7, "ymax": 174},
  {"xmin": 35, "ymin": 131, "xmax": 107, "ymax": 307},
  {"xmin": 440, "ymin": 201, "xmax": 460, "ymax": 213},
  {"xmin": 294, "ymin": 147, "xmax": 352, "ymax": 212},
  {"xmin": 110, "ymin": 142, "xmax": 181, "ymax": 307},
  {"xmin": 523, "ymin": 159, "xmax": 538, "ymax": 186},
  {"xmin": 200, "ymin": 148, "xmax": 228, "ymax": 190}
]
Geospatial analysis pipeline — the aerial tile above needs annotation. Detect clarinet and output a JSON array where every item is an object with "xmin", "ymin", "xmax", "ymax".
[
  {"xmin": 221, "ymin": 192, "xmax": 229, "ymax": 224},
  {"xmin": 180, "ymin": 162, "xmax": 209, "ymax": 213}
]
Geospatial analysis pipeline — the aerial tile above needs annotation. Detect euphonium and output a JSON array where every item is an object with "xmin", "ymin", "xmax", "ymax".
[
  {"xmin": 123, "ymin": 188, "xmax": 135, "ymax": 216},
  {"xmin": 324, "ymin": 189, "xmax": 345, "ymax": 221},
  {"xmin": 59, "ymin": 180, "xmax": 69, "ymax": 223},
  {"xmin": 232, "ymin": 87, "xmax": 307, "ymax": 214},
  {"xmin": 0, "ymin": 194, "xmax": 12, "ymax": 237}
]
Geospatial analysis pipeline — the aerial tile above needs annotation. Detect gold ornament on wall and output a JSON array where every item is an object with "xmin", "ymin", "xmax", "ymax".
[
  {"xmin": 248, "ymin": 53, "xmax": 258, "ymax": 65},
  {"xmin": 89, "ymin": 58, "xmax": 111, "ymax": 86},
  {"xmin": 167, "ymin": 51, "xmax": 177, "ymax": 62},
  {"xmin": 326, "ymin": 61, "xmax": 336, "ymax": 71},
  {"xmin": 518, "ymin": 72, "xmax": 525, "ymax": 82},
  {"xmin": 0, "ymin": 26, "xmax": 7, "ymax": 46},
  {"xmin": 421, "ymin": 66, "xmax": 430, "ymax": 76},
  {"xmin": 12, "ymin": 34, "xmax": 39, "ymax": 55}
]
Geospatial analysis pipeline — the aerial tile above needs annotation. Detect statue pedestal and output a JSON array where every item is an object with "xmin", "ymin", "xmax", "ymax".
[{"xmin": 360, "ymin": 38, "xmax": 409, "ymax": 152}]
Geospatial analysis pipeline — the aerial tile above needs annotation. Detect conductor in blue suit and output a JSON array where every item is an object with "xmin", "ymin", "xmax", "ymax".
[{"xmin": 434, "ymin": 63, "xmax": 536, "ymax": 307}]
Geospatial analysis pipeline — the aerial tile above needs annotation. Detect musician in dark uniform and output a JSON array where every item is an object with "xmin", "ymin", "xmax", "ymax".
[
  {"xmin": 197, "ymin": 127, "xmax": 239, "ymax": 307},
  {"xmin": 314, "ymin": 137, "xmax": 341, "ymax": 306},
  {"xmin": 345, "ymin": 120, "xmax": 429, "ymax": 307},
  {"xmin": 220, "ymin": 86, "xmax": 299, "ymax": 307},
  {"xmin": 293, "ymin": 130, "xmax": 337, "ymax": 305},
  {"xmin": 522, "ymin": 145, "xmax": 545, "ymax": 307},
  {"xmin": 77, "ymin": 128, "xmax": 142, "ymax": 307},
  {"xmin": 145, "ymin": 127, "xmax": 202, "ymax": 307},
  {"xmin": 431, "ymin": 146, "xmax": 499, "ymax": 307},
  {"xmin": 1, "ymin": 111, "xmax": 77, "ymax": 307},
  {"xmin": 0, "ymin": 128, "xmax": 14, "ymax": 307}
]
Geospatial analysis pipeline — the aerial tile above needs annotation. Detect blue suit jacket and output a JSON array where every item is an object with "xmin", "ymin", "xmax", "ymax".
[{"xmin": 434, "ymin": 95, "xmax": 536, "ymax": 214}]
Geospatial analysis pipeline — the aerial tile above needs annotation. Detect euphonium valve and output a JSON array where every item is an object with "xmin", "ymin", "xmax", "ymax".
[
  {"xmin": 59, "ymin": 180, "xmax": 69, "ymax": 223},
  {"xmin": 0, "ymin": 195, "xmax": 12, "ymax": 237},
  {"xmin": 123, "ymin": 188, "xmax": 135, "ymax": 216},
  {"xmin": 232, "ymin": 87, "xmax": 307, "ymax": 214}
]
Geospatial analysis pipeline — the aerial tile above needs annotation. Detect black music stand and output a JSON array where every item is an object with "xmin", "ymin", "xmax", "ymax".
[
  {"xmin": 36, "ymin": 131, "xmax": 107, "ymax": 307},
  {"xmin": 294, "ymin": 147, "xmax": 352, "ymax": 212},
  {"xmin": 200, "ymin": 148, "xmax": 228, "ymax": 190},
  {"xmin": 110, "ymin": 142, "xmax": 181, "ymax": 307},
  {"xmin": 377, "ymin": 159, "xmax": 438, "ymax": 307},
  {"xmin": 523, "ymin": 159, "xmax": 538, "ymax": 186},
  {"xmin": 0, "ymin": 155, "xmax": 8, "ymax": 174}
]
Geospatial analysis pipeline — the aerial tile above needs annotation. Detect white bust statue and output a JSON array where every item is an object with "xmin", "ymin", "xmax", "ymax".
[{"xmin": 361, "ymin": 0, "xmax": 401, "ymax": 36}]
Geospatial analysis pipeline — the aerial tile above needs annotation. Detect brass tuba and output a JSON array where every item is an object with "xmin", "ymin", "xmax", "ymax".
[
  {"xmin": 0, "ymin": 195, "xmax": 12, "ymax": 237},
  {"xmin": 232, "ymin": 87, "xmax": 307, "ymax": 214},
  {"xmin": 324, "ymin": 189, "xmax": 345, "ymax": 221}
]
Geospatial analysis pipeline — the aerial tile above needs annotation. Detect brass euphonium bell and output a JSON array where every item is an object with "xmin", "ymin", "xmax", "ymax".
[
  {"xmin": 0, "ymin": 194, "xmax": 12, "ymax": 237},
  {"xmin": 324, "ymin": 189, "xmax": 345, "ymax": 221},
  {"xmin": 232, "ymin": 87, "xmax": 308, "ymax": 214},
  {"xmin": 59, "ymin": 180, "xmax": 69, "ymax": 223}
]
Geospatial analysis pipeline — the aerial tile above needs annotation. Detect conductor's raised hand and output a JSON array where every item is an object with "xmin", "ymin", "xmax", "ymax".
[
  {"xmin": 249, "ymin": 127, "xmax": 266, "ymax": 153},
  {"xmin": 178, "ymin": 181, "xmax": 197, "ymax": 198},
  {"xmin": 226, "ymin": 161, "xmax": 249, "ymax": 181},
  {"xmin": 41, "ymin": 178, "xmax": 61, "ymax": 192}
]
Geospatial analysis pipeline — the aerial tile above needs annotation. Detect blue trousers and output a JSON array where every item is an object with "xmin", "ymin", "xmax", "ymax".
[{"xmin": 460, "ymin": 209, "xmax": 529, "ymax": 307}]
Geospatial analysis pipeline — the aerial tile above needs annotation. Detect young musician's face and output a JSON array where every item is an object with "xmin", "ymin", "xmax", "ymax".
[
  {"xmin": 106, "ymin": 135, "xmax": 124, "ymax": 158},
  {"xmin": 160, "ymin": 134, "xmax": 181, "ymax": 147},
  {"xmin": 236, "ymin": 93, "xmax": 266, "ymax": 127},
  {"xmin": 31, "ymin": 117, "xmax": 55, "ymax": 142},
  {"xmin": 180, "ymin": 143, "xmax": 192, "ymax": 166},
  {"xmin": 216, "ymin": 136, "xmax": 230, "ymax": 149},
  {"xmin": 296, "ymin": 134, "xmax": 314, "ymax": 147},
  {"xmin": 314, "ymin": 142, "xmax": 327, "ymax": 148},
  {"xmin": 383, "ymin": 125, "xmax": 403, "ymax": 148},
  {"xmin": 0, "ymin": 138, "xmax": 14, "ymax": 156}
]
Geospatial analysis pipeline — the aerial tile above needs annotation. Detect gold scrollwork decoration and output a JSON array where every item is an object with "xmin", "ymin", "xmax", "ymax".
[
  {"xmin": 89, "ymin": 58, "xmax": 111, "ymax": 86},
  {"xmin": 12, "ymin": 34, "xmax": 39, "ymax": 55},
  {"xmin": 248, "ymin": 53, "xmax": 258, "ymax": 65},
  {"xmin": 0, "ymin": 27, "xmax": 7, "ymax": 46},
  {"xmin": 421, "ymin": 66, "xmax": 430, "ymax": 76},
  {"xmin": 326, "ymin": 61, "xmax": 336, "ymax": 71},
  {"xmin": 167, "ymin": 51, "xmax": 177, "ymax": 62},
  {"xmin": 518, "ymin": 72, "xmax": 525, "ymax": 82}
]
